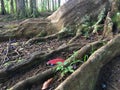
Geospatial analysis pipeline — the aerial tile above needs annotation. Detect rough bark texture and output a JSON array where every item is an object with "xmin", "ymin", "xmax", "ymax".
[
  {"xmin": 16, "ymin": 18, "xmax": 57, "ymax": 38},
  {"xmin": 0, "ymin": 0, "xmax": 112, "ymax": 41},
  {"xmin": 55, "ymin": 34, "xmax": 120, "ymax": 90},
  {"xmin": 48, "ymin": 0, "xmax": 111, "ymax": 30}
]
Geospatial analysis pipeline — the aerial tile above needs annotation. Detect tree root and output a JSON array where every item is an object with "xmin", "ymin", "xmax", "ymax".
[
  {"xmin": 0, "ymin": 43, "xmax": 81, "ymax": 83},
  {"xmin": 25, "ymin": 26, "xmax": 75, "ymax": 45},
  {"xmin": 102, "ymin": 11, "xmax": 113, "ymax": 39},
  {"xmin": 8, "ymin": 40, "xmax": 107, "ymax": 90},
  {"xmin": 25, "ymin": 33, "xmax": 60, "ymax": 45},
  {"xmin": 65, "ymin": 40, "xmax": 107, "ymax": 66},
  {"xmin": 68, "ymin": 28, "xmax": 82, "ymax": 44},
  {"xmin": 92, "ymin": 8, "xmax": 106, "ymax": 34},
  {"xmin": 9, "ymin": 67, "xmax": 56, "ymax": 90},
  {"xmin": 55, "ymin": 34, "xmax": 120, "ymax": 90}
]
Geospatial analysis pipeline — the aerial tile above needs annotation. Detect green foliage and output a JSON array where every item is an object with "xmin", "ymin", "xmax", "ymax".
[
  {"xmin": 58, "ymin": 26, "xmax": 75, "ymax": 39},
  {"xmin": 17, "ymin": 59, "xmax": 24, "ymax": 63},
  {"xmin": 83, "ymin": 55, "xmax": 89, "ymax": 62},
  {"xmin": 56, "ymin": 51, "xmax": 83, "ymax": 77},
  {"xmin": 3, "ymin": 61, "xmax": 12, "ymax": 67},
  {"xmin": 37, "ymin": 30, "xmax": 47, "ymax": 37},
  {"xmin": 112, "ymin": 12, "xmax": 120, "ymax": 29},
  {"xmin": 97, "ymin": 8, "xmax": 105, "ymax": 22},
  {"xmin": 56, "ymin": 61, "xmax": 75, "ymax": 77},
  {"xmin": 56, "ymin": 46, "xmax": 96, "ymax": 78},
  {"xmin": 84, "ymin": 46, "xmax": 96, "ymax": 61},
  {"xmin": 76, "ymin": 15, "xmax": 95, "ymax": 38}
]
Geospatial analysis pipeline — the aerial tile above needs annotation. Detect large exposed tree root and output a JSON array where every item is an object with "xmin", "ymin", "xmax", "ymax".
[
  {"xmin": 55, "ymin": 34, "xmax": 120, "ymax": 90},
  {"xmin": 25, "ymin": 33, "xmax": 60, "ymax": 45},
  {"xmin": 65, "ymin": 40, "xmax": 107, "ymax": 65},
  {"xmin": 0, "ymin": 43, "xmax": 81, "ymax": 83},
  {"xmin": 9, "ymin": 68, "xmax": 56, "ymax": 90},
  {"xmin": 8, "ymin": 40, "xmax": 107, "ymax": 90},
  {"xmin": 25, "ymin": 27, "xmax": 75, "ymax": 45}
]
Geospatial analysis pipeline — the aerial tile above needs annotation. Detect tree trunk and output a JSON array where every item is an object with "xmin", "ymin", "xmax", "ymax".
[
  {"xmin": 10, "ymin": 0, "xmax": 14, "ymax": 14},
  {"xmin": 30, "ymin": 0, "xmax": 39, "ymax": 17},
  {"xmin": 16, "ymin": 0, "xmax": 26, "ymax": 17},
  {"xmin": 0, "ymin": 0, "xmax": 6, "ymax": 15},
  {"xmin": 48, "ymin": 0, "xmax": 111, "ymax": 30}
]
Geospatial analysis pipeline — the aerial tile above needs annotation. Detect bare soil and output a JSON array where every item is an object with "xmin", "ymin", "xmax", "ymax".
[{"xmin": 96, "ymin": 56, "xmax": 120, "ymax": 90}]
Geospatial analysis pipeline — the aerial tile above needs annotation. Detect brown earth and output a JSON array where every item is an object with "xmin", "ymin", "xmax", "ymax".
[{"xmin": 96, "ymin": 56, "xmax": 120, "ymax": 90}]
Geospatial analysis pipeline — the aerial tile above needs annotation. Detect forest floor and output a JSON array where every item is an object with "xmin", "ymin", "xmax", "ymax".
[{"xmin": 0, "ymin": 15, "xmax": 119, "ymax": 90}]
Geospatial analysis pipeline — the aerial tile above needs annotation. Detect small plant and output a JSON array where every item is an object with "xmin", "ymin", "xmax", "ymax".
[
  {"xmin": 83, "ymin": 54, "xmax": 89, "ymax": 62},
  {"xmin": 56, "ymin": 61, "xmax": 75, "ymax": 77},
  {"xmin": 83, "ymin": 46, "xmax": 96, "ymax": 62},
  {"xmin": 56, "ymin": 47, "xmax": 96, "ymax": 78},
  {"xmin": 56, "ymin": 58, "xmax": 83, "ymax": 78}
]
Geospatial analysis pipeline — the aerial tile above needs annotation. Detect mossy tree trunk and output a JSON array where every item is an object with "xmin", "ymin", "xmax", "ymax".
[
  {"xmin": 10, "ymin": 0, "xmax": 14, "ymax": 14},
  {"xmin": 30, "ymin": 0, "xmax": 39, "ymax": 17},
  {"xmin": 16, "ymin": 0, "xmax": 26, "ymax": 17},
  {"xmin": 48, "ymin": 0, "xmax": 111, "ymax": 30},
  {"xmin": 0, "ymin": 0, "xmax": 6, "ymax": 15}
]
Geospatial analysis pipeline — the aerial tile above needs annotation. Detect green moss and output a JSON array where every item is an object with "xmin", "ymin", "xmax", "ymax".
[
  {"xmin": 58, "ymin": 26, "xmax": 76, "ymax": 39},
  {"xmin": 36, "ymin": 30, "xmax": 47, "ymax": 37},
  {"xmin": 3, "ymin": 62, "xmax": 12, "ymax": 67},
  {"xmin": 112, "ymin": 12, "xmax": 120, "ymax": 29},
  {"xmin": 4, "ymin": 24, "xmax": 18, "ymax": 29}
]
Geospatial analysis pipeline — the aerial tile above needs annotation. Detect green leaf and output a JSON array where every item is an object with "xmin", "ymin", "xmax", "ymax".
[
  {"xmin": 69, "ymin": 69, "xmax": 75, "ymax": 73},
  {"xmin": 57, "ymin": 62, "xmax": 63, "ymax": 65},
  {"xmin": 63, "ymin": 61, "xmax": 68, "ymax": 65},
  {"xmin": 64, "ymin": 68, "xmax": 69, "ymax": 73},
  {"xmin": 84, "ymin": 55, "xmax": 89, "ymax": 62}
]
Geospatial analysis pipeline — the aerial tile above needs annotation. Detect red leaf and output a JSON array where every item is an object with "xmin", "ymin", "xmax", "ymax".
[{"xmin": 47, "ymin": 58, "xmax": 65, "ymax": 65}]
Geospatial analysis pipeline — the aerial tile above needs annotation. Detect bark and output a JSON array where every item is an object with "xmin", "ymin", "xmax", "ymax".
[
  {"xmin": 16, "ymin": 0, "xmax": 26, "ymax": 17},
  {"xmin": 10, "ymin": 0, "xmax": 14, "ymax": 14},
  {"xmin": 103, "ymin": 12, "xmax": 113, "ymax": 38},
  {"xmin": 48, "ymin": 0, "xmax": 111, "ymax": 30},
  {"xmin": 30, "ymin": 0, "xmax": 39, "ymax": 17},
  {"xmin": 0, "ymin": 0, "xmax": 6, "ymax": 15}
]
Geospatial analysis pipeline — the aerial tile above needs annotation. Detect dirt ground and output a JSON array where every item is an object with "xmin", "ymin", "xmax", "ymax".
[
  {"xmin": 96, "ymin": 56, "xmax": 120, "ymax": 90},
  {"xmin": 0, "ymin": 16, "xmax": 119, "ymax": 90}
]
